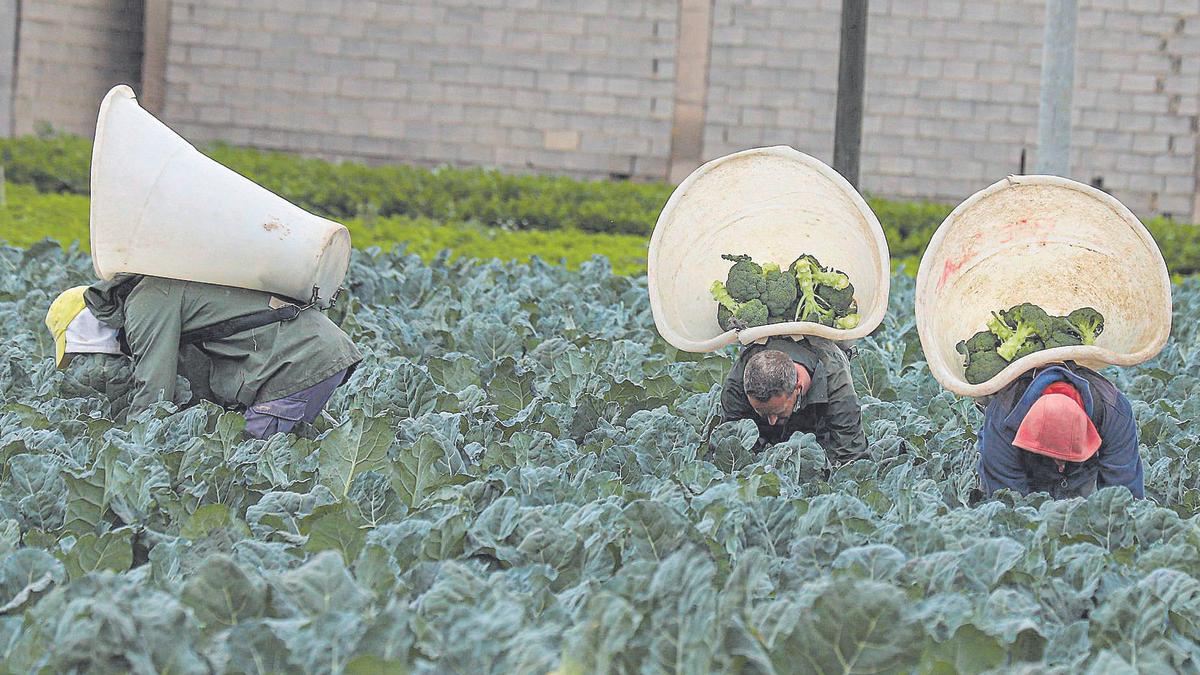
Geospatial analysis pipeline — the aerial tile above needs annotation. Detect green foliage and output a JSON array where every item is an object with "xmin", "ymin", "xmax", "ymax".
[
  {"xmin": 0, "ymin": 243, "xmax": 1198, "ymax": 670},
  {"xmin": 0, "ymin": 184, "xmax": 650, "ymax": 275}
]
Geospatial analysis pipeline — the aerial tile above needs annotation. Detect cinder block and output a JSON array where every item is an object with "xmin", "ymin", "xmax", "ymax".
[{"xmin": 543, "ymin": 129, "xmax": 581, "ymax": 151}]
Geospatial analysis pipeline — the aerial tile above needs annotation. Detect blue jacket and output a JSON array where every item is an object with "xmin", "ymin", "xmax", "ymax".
[{"xmin": 978, "ymin": 364, "xmax": 1143, "ymax": 499}]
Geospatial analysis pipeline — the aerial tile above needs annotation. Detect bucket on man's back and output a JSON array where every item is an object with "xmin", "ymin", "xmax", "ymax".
[{"xmin": 89, "ymin": 85, "xmax": 350, "ymax": 308}]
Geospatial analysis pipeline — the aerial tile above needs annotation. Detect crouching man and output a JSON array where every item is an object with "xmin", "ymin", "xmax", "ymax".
[
  {"xmin": 80, "ymin": 275, "xmax": 362, "ymax": 439},
  {"xmin": 720, "ymin": 336, "xmax": 867, "ymax": 464},
  {"xmin": 978, "ymin": 363, "xmax": 1143, "ymax": 499}
]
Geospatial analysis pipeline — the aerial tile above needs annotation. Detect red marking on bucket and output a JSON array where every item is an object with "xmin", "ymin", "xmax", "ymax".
[{"xmin": 937, "ymin": 258, "xmax": 964, "ymax": 290}]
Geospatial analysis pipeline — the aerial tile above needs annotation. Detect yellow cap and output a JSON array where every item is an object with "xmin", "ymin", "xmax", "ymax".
[{"xmin": 45, "ymin": 287, "xmax": 88, "ymax": 367}]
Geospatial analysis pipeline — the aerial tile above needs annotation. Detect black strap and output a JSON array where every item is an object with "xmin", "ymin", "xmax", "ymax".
[{"xmin": 180, "ymin": 304, "xmax": 303, "ymax": 345}]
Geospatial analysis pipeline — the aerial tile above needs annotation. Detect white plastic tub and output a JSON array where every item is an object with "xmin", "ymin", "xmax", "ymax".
[
  {"xmin": 647, "ymin": 146, "xmax": 891, "ymax": 352},
  {"xmin": 89, "ymin": 85, "xmax": 351, "ymax": 307},
  {"xmin": 915, "ymin": 175, "xmax": 1172, "ymax": 397}
]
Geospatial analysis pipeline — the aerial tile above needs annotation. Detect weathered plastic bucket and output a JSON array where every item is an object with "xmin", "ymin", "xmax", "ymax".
[
  {"xmin": 916, "ymin": 175, "xmax": 1172, "ymax": 397},
  {"xmin": 647, "ymin": 146, "xmax": 891, "ymax": 352},
  {"xmin": 90, "ymin": 85, "xmax": 351, "ymax": 307}
]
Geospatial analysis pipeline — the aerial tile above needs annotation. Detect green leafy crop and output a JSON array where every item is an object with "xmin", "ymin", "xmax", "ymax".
[{"xmin": 0, "ymin": 241, "xmax": 1189, "ymax": 674}]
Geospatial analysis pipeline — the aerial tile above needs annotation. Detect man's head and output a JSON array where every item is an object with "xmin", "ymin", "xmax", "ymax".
[
  {"xmin": 46, "ymin": 287, "xmax": 122, "ymax": 368},
  {"xmin": 744, "ymin": 350, "xmax": 812, "ymax": 426}
]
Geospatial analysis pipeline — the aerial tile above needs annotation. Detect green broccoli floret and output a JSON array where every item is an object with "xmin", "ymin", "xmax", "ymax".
[
  {"xmin": 761, "ymin": 264, "xmax": 799, "ymax": 318},
  {"xmin": 817, "ymin": 281, "xmax": 856, "ymax": 314},
  {"xmin": 1007, "ymin": 303, "xmax": 1053, "ymax": 338},
  {"xmin": 1067, "ymin": 307, "xmax": 1105, "ymax": 346},
  {"xmin": 735, "ymin": 299, "xmax": 770, "ymax": 328},
  {"xmin": 964, "ymin": 351, "xmax": 1009, "ymax": 385},
  {"xmin": 711, "ymin": 280, "xmax": 769, "ymax": 331},
  {"xmin": 721, "ymin": 254, "xmax": 766, "ymax": 302},
  {"xmin": 1012, "ymin": 338, "xmax": 1045, "ymax": 361},
  {"xmin": 964, "ymin": 330, "xmax": 999, "ymax": 353},
  {"xmin": 989, "ymin": 306, "xmax": 1041, "ymax": 362},
  {"xmin": 1042, "ymin": 317, "xmax": 1083, "ymax": 350},
  {"xmin": 834, "ymin": 314, "xmax": 860, "ymax": 330}
]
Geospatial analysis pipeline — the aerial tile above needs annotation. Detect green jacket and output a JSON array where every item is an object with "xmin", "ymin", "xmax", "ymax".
[
  {"xmin": 720, "ymin": 336, "xmax": 867, "ymax": 464},
  {"xmin": 85, "ymin": 276, "xmax": 361, "ymax": 411}
]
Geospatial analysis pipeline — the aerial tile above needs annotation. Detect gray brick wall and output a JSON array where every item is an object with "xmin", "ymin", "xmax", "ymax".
[
  {"xmin": 160, "ymin": 0, "xmax": 677, "ymax": 180},
  {"xmin": 15, "ymin": 0, "xmax": 1197, "ymax": 221},
  {"xmin": 12, "ymin": 0, "xmax": 143, "ymax": 137},
  {"xmin": 705, "ymin": 0, "xmax": 1200, "ymax": 219}
]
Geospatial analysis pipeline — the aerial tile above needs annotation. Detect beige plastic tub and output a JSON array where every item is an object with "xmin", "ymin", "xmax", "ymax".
[
  {"xmin": 915, "ymin": 175, "xmax": 1172, "ymax": 397},
  {"xmin": 648, "ymin": 146, "xmax": 891, "ymax": 352},
  {"xmin": 90, "ymin": 85, "xmax": 351, "ymax": 308}
]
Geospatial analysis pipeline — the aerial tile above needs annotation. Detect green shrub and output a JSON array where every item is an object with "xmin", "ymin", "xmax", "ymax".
[
  {"xmin": 0, "ymin": 184, "xmax": 650, "ymax": 275},
  {"xmin": 3, "ymin": 134, "xmax": 1200, "ymax": 277},
  {"xmin": 0, "ymin": 130, "xmax": 91, "ymax": 194}
]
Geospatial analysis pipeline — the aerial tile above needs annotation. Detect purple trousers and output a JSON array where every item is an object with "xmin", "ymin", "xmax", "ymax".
[{"xmin": 244, "ymin": 369, "xmax": 348, "ymax": 439}]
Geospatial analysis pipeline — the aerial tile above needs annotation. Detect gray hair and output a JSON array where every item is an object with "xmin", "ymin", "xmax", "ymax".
[{"xmin": 744, "ymin": 350, "xmax": 798, "ymax": 401}]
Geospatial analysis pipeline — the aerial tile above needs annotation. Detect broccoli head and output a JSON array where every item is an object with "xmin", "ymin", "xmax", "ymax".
[
  {"xmin": 1067, "ymin": 307, "xmax": 1105, "ymax": 346},
  {"xmin": 761, "ymin": 264, "xmax": 799, "ymax": 318},
  {"xmin": 734, "ymin": 299, "xmax": 770, "ymax": 328},
  {"xmin": 964, "ymin": 350, "xmax": 1009, "ymax": 385},
  {"xmin": 790, "ymin": 255, "xmax": 856, "ymax": 327},
  {"xmin": 721, "ymin": 254, "xmax": 766, "ymax": 302},
  {"xmin": 1042, "ymin": 317, "xmax": 1083, "ymax": 350},
  {"xmin": 1006, "ymin": 303, "xmax": 1053, "ymax": 338},
  {"xmin": 817, "ymin": 280, "xmax": 856, "ymax": 314},
  {"xmin": 963, "ymin": 330, "xmax": 999, "ymax": 354},
  {"xmin": 989, "ymin": 306, "xmax": 1043, "ymax": 362},
  {"xmin": 789, "ymin": 255, "xmax": 850, "ymax": 291},
  {"xmin": 711, "ymin": 280, "xmax": 769, "ymax": 331}
]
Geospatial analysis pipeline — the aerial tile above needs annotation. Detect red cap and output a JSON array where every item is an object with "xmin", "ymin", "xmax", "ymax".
[{"xmin": 1012, "ymin": 382, "xmax": 1102, "ymax": 462}]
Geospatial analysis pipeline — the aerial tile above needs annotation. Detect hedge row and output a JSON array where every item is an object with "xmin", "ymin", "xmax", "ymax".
[
  {"xmin": 2, "ymin": 133, "xmax": 1195, "ymax": 274},
  {"xmin": 5, "ymin": 181, "xmax": 1200, "ymax": 277},
  {"xmin": 0, "ymin": 183, "xmax": 651, "ymax": 276},
  {"xmin": 0, "ymin": 133, "xmax": 954, "ymax": 243}
]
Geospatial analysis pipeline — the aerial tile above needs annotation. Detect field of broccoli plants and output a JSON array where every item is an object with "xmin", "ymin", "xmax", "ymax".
[{"xmin": 4, "ymin": 242, "xmax": 1200, "ymax": 673}]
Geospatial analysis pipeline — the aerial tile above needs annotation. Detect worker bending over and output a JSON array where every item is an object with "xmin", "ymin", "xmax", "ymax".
[
  {"xmin": 977, "ymin": 362, "xmax": 1142, "ymax": 499},
  {"xmin": 720, "ymin": 336, "xmax": 867, "ymax": 465},
  {"xmin": 53, "ymin": 275, "xmax": 361, "ymax": 439}
]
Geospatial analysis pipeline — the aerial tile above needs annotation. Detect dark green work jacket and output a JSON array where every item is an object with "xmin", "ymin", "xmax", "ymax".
[
  {"xmin": 85, "ymin": 276, "xmax": 361, "ymax": 412},
  {"xmin": 720, "ymin": 336, "xmax": 868, "ymax": 464}
]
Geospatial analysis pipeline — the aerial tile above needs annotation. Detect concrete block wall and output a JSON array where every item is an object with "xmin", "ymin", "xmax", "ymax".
[
  {"xmin": 12, "ymin": 0, "xmax": 144, "ymax": 137},
  {"xmin": 705, "ymin": 0, "xmax": 1200, "ymax": 218},
  {"xmin": 160, "ymin": 0, "xmax": 678, "ymax": 180}
]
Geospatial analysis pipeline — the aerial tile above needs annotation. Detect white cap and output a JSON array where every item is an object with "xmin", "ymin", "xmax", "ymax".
[{"xmin": 64, "ymin": 308, "xmax": 123, "ymax": 356}]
